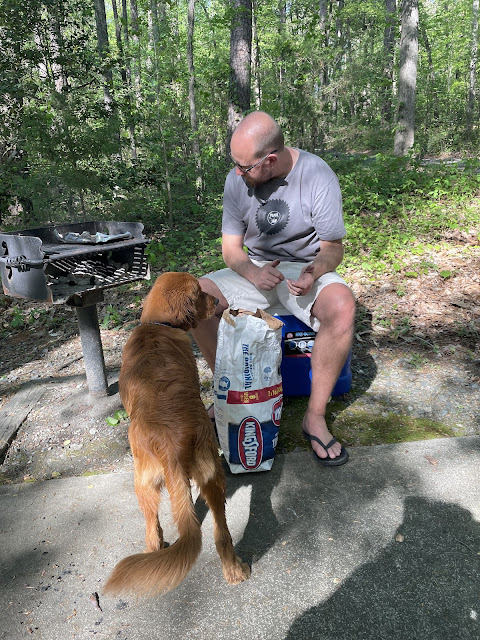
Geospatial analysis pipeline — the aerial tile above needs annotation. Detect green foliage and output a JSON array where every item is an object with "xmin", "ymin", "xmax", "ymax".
[
  {"xmin": 100, "ymin": 304, "xmax": 122, "ymax": 329},
  {"xmin": 1, "ymin": 0, "xmax": 479, "ymax": 285},
  {"xmin": 7, "ymin": 306, "xmax": 50, "ymax": 329},
  {"xmin": 10, "ymin": 307, "xmax": 26, "ymax": 329},
  {"xmin": 406, "ymin": 353, "xmax": 428, "ymax": 369},
  {"xmin": 329, "ymin": 155, "xmax": 480, "ymax": 274},
  {"xmin": 105, "ymin": 409, "xmax": 128, "ymax": 426}
]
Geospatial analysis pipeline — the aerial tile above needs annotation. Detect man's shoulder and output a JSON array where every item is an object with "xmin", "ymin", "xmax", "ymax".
[
  {"xmin": 296, "ymin": 148, "xmax": 334, "ymax": 169},
  {"xmin": 294, "ymin": 149, "xmax": 338, "ymax": 183},
  {"xmin": 224, "ymin": 167, "xmax": 245, "ymax": 190}
]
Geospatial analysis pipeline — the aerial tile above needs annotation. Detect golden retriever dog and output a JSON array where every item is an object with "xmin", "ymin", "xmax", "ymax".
[{"xmin": 104, "ymin": 272, "xmax": 250, "ymax": 596}]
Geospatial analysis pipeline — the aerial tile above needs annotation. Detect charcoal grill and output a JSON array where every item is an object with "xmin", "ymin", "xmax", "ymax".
[{"xmin": 0, "ymin": 221, "xmax": 150, "ymax": 395}]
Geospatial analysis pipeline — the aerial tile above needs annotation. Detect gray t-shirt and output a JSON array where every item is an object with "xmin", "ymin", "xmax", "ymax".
[{"xmin": 222, "ymin": 149, "xmax": 346, "ymax": 263}]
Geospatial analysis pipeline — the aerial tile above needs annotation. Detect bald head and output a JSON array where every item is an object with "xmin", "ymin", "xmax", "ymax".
[{"xmin": 232, "ymin": 112, "xmax": 284, "ymax": 157}]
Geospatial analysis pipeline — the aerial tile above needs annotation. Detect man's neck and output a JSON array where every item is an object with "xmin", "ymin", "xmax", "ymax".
[{"xmin": 274, "ymin": 146, "xmax": 299, "ymax": 179}]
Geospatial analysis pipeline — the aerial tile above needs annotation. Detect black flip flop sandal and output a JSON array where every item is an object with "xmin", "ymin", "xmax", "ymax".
[{"xmin": 302, "ymin": 430, "xmax": 349, "ymax": 467}]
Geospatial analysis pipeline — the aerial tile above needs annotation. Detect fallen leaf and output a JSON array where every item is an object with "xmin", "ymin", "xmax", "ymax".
[
  {"xmin": 424, "ymin": 455, "xmax": 438, "ymax": 466},
  {"xmin": 464, "ymin": 284, "xmax": 480, "ymax": 300},
  {"xmin": 90, "ymin": 592, "xmax": 102, "ymax": 612}
]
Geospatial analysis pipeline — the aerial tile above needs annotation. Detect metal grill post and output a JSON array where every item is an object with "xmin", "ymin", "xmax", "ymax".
[{"xmin": 69, "ymin": 291, "xmax": 109, "ymax": 396}]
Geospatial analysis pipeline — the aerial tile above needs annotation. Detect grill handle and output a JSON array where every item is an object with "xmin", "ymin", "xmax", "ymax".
[{"xmin": 0, "ymin": 256, "xmax": 45, "ymax": 271}]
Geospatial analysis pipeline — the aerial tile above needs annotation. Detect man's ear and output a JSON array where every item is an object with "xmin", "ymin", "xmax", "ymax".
[{"xmin": 268, "ymin": 153, "xmax": 278, "ymax": 166}]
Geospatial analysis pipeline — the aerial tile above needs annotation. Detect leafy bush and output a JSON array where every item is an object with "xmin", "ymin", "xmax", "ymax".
[{"xmin": 329, "ymin": 155, "xmax": 480, "ymax": 274}]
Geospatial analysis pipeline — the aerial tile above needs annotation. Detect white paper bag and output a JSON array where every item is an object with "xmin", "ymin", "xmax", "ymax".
[{"xmin": 214, "ymin": 308, "xmax": 284, "ymax": 473}]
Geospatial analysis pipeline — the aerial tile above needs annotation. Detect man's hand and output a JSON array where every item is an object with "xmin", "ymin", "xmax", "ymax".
[
  {"xmin": 251, "ymin": 259, "xmax": 285, "ymax": 291},
  {"xmin": 286, "ymin": 263, "xmax": 315, "ymax": 296}
]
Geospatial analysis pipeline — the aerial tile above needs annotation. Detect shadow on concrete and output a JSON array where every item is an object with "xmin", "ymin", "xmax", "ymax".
[
  {"xmin": 285, "ymin": 496, "xmax": 480, "ymax": 640},
  {"xmin": 195, "ymin": 455, "xmax": 286, "ymax": 568}
]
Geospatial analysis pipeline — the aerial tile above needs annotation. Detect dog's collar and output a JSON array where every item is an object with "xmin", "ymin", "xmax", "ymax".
[{"xmin": 140, "ymin": 321, "xmax": 177, "ymax": 328}]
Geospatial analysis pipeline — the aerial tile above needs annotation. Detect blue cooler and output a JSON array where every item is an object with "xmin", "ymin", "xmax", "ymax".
[{"xmin": 275, "ymin": 314, "xmax": 352, "ymax": 397}]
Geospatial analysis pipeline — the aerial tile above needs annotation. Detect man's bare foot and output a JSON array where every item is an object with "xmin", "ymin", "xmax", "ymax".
[{"xmin": 302, "ymin": 413, "xmax": 343, "ymax": 460}]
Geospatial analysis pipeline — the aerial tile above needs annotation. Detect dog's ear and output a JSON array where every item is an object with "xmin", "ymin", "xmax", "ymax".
[
  {"xmin": 140, "ymin": 273, "xmax": 212, "ymax": 329},
  {"xmin": 173, "ymin": 278, "xmax": 218, "ymax": 329},
  {"xmin": 140, "ymin": 278, "xmax": 171, "ymax": 324},
  {"xmin": 171, "ymin": 277, "xmax": 203, "ymax": 330}
]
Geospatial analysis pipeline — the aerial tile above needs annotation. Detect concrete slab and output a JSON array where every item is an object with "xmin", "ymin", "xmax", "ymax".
[{"xmin": 1, "ymin": 436, "xmax": 479, "ymax": 640}]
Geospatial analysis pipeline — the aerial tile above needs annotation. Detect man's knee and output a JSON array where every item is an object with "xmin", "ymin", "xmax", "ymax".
[
  {"xmin": 198, "ymin": 277, "xmax": 229, "ymax": 311},
  {"xmin": 198, "ymin": 276, "xmax": 221, "ymax": 296},
  {"xmin": 312, "ymin": 284, "xmax": 355, "ymax": 329}
]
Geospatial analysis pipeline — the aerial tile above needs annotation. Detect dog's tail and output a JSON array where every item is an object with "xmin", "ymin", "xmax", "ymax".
[{"xmin": 103, "ymin": 473, "xmax": 202, "ymax": 597}]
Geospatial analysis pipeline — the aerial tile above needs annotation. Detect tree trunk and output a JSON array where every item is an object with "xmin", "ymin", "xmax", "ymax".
[
  {"xmin": 112, "ymin": 0, "xmax": 126, "ymax": 86},
  {"xmin": 333, "ymin": 0, "xmax": 345, "ymax": 117},
  {"xmin": 394, "ymin": 0, "xmax": 419, "ymax": 156},
  {"xmin": 121, "ymin": 0, "xmax": 132, "ymax": 87},
  {"xmin": 252, "ymin": 0, "xmax": 261, "ymax": 109},
  {"xmin": 187, "ymin": 0, "xmax": 203, "ymax": 199},
  {"xmin": 130, "ymin": 0, "xmax": 142, "ymax": 103},
  {"xmin": 227, "ymin": 0, "xmax": 252, "ymax": 152},
  {"xmin": 150, "ymin": 0, "xmax": 161, "ymax": 61},
  {"xmin": 467, "ymin": 0, "xmax": 479, "ymax": 137},
  {"xmin": 382, "ymin": 0, "xmax": 397, "ymax": 123},
  {"xmin": 419, "ymin": 24, "xmax": 435, "ymax": 155},
  {"xmin": 316, "ymin": 0, "xmax": 330, "ymax": 154},
  {"xmin": 112, "ymin": 0, "xmax": 137, "ymax": 159},
  {"xmin": 149, "ymin": 1, "xmax": 173, "ymax": 224},
  {"xmin": 93, "ymin": 0, "xmax": 114, "ymax": 111},
  {"xmin": 277, "ymin": 1, "xmax": 286, "ymax": 111},
  {"xmin": 49, "ymin": 10, "xmax": 67, "ymax": 93},
  {"xmin": 319, "ymin": 0, "xmax": 329, "ymax": 88}
]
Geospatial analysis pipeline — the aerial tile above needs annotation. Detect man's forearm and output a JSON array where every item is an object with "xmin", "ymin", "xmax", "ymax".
[
  {"xmin": 310, "ymin": 243, "xmax": 344, "ymax": 280},
  {"xmin": 223, "ymin": 247, "xmax": 259, "ymax": 282}
]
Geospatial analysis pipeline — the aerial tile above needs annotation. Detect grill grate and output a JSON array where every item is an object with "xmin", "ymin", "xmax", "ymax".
[{"xmin": 44, "ymin": 246, "xmax": 149, "ymax": 302}]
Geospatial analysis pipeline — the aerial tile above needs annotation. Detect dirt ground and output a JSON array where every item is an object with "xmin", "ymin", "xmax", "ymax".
[{"xmin": 0, "ymin": 238, "xmax": 479, "ymax": 484}]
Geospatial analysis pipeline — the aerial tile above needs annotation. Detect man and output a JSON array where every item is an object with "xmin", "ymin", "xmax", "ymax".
[{"xmin": 191, "ymin": 111, "xmax": 355, "ymax": 466}]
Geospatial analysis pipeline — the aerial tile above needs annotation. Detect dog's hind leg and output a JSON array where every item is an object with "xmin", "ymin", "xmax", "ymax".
[
  {"xmin": 133, "ymin": 453, "xmax": 165, "ymax": 552},
  {"xmin": 198, "ymin": 470, "xmax": 250, "ymax": 584}
]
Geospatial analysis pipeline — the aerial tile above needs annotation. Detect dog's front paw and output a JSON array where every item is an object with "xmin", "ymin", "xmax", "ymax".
[{"xmin": 223, "ymin": 557, "xmax": 251, "ymax": 584}]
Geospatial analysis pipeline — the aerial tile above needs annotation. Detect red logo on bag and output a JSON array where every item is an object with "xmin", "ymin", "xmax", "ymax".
[
  {"xmin": 238, "ymin": 417, "xmax": 263, "ymax": 470},
  {"xmin": 272, "ymin": 397, "xmax": 283, "ymax": 427},
  {"xmin": 227, "ymin": 382, "xmax": 283, "ymax": 405}
]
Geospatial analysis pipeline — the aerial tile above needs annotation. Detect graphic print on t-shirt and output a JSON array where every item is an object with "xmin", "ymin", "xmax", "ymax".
[{"xmin": 255, "ymin": 199, "xmax": 290, "ymax": 235}]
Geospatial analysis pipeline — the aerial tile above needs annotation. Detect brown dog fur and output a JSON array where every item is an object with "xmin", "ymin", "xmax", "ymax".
[{"xmin": 103, "ymin": 272, "xmax": 250, "ymax": 596}]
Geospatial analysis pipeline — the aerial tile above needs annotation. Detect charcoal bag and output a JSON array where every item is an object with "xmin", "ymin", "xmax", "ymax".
[{"xmin": 214, "ymin": 308, "xmax": 284, "ymax": 473}]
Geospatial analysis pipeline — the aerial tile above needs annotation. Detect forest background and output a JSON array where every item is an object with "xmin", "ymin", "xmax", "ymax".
[
  {"xmin": 0, "ymin": 0, "xmax": 479, "ymax": 461},
  {"xmin": 0, "ymin": 0, "xmax": 479, "ymax": 281}
]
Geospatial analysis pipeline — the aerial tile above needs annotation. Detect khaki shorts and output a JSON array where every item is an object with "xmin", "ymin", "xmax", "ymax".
[{"xmin": 203, "ymin": 260, "xmax": 350, "ymax": 332}]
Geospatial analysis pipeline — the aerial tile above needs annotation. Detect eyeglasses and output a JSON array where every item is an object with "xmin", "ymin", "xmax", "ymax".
[{"xmin": 231, "ymin": 149, "xmax": 278, "ymax": 173}]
